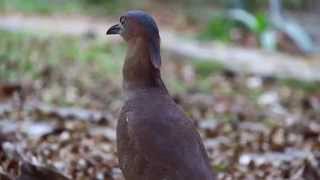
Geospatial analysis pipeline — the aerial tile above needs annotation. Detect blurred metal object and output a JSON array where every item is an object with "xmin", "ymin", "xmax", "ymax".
[
  {"xmin": 227, "ymin": 9, "xmax": 258, "ymax": 32},
  {"xmin": 232, "ymin": 0, "xmax": 246, "ymax": 9},
  {"xmin": 269, "ymin": 0, "xmax": 316, "ymax": 54},
  {"xmin": 269, "ymin": 0, "xmax": 283, "ymax": 21},
  {"xmin": 260, "ymin": 29, "xmax": 278, "ymax": 51},
  {"xmin": 227, "ymin": 0, "xmax": 318, "ymax": 54}
]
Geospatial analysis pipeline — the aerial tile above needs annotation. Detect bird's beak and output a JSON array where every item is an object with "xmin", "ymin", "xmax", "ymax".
[{"xmin": 106, "ymin": 24, "xmax": 122, "ymax": 35}]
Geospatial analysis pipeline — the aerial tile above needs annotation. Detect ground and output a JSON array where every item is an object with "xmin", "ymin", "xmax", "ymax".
[{"xmin": 1, "ymin": 1, "xmax": 320, "ymax": 180}]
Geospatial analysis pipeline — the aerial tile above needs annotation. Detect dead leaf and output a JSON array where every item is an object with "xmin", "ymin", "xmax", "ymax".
[
  {"xmin": 17, "ymin": 162, "xmax": 70, "ymax": 180},
  {"xmin": 0, "ymin": 172, "xmax": 13, "ymax": 180},
  {"xmin": 0, "ymin": 83, "xmax": 21, "ymax": 101}
]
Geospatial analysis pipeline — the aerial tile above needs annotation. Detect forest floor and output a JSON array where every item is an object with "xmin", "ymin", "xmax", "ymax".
[{"xmin": 0, "ymin": 6, "xmax": 320, "ymax": 180}]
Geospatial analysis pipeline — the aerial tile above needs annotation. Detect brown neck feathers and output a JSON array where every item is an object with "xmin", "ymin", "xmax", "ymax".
[{"xmin": 122, "ymin": 37, "xmax": 167, "ymax": 94}]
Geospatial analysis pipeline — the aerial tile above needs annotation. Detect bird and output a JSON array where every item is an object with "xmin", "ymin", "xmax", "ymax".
[{"xmin": 106, "ymin": 10, "xmax": 216, "ymax": 180}]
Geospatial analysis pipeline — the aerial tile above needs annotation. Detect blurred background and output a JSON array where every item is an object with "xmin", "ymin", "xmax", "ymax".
[{"xmin": 0, "ymin": 0, "xmax": 320, "ymax": 179}]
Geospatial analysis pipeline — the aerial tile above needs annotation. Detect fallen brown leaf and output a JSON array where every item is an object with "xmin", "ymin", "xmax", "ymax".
[
  {"xmin": 0, "ymin": 172, "xmax": 13, "ymax": 180},
  {"xmin": 17, "ymin": 162, "xmax": 70, "ymax": 180},
  {"xmin": 0, "ymin": 83, "xmax": 21, "ymax": 102}
]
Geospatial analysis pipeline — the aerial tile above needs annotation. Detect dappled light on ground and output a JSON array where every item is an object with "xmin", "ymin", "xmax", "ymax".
[{"xmin": 1, "ymin": 0, "xmax": 320, "ymax": 179}]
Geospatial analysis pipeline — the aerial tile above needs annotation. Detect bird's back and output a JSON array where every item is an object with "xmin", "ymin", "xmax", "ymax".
[{"xmin": 117, "ymin": 89, "xmax": 215, "ymax": 180}]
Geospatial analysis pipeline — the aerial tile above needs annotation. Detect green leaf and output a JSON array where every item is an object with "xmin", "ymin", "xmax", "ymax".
[{"xmin": 200, "ymin": 15, "xmax": 234, "ymax": 42}]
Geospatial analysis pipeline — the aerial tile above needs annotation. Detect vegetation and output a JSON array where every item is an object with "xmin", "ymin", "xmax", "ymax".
[
  {"xmin": 1, "ymin": 29, "xmax": 319, "ymax": 94},
  {"xmin": 0, "ymin": 0, "xmax": 81, "ymax": 14},
  {"xmin": 0, "ymin": 0, "xmax": 145, "ymax": 15},
  {"xmin": 0, "ymin": 0, "xmax": 314, "ymax": 15},
  {"xmin": 0, "ymin": 1, "xmax": 319, "ymax": 179},
  {"xmin": 0, "ymin": 30, "xmax": 125, "ymax": 82}
]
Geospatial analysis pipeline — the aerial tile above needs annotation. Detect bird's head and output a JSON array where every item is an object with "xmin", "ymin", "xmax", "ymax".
[
  {"xmin": 106, "ymin": 10, "xmax": 160, "ymax": 42},
  {"xmin": 106, "ymin": 10, "xmax": 161, "ymax": 69}
]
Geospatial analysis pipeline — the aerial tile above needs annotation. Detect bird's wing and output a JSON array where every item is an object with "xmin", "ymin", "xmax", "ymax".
[{"xmin": 127, "ymin": 106, "xmax": 209, "ymax": 171}]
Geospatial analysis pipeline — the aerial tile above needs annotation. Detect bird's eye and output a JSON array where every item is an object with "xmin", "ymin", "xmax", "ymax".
[{"xmin": 120, "ymin": 16, "xmax": 127, "ymax": 25}]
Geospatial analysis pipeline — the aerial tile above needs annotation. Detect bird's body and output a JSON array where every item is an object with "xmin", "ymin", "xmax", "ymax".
[
  {"xmin": 118, "ymin": 89, "xmax": 214, "ymax": 180},
  {"xmin": 107, "ymin": 10, "xmax": 215, "ymax": 180}
]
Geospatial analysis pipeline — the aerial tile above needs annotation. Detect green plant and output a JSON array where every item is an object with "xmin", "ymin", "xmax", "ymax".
[
  {"xmin": 200, "ymin": 10, "xmax": 269, "ymax": 42},
  {"xmin": 200, "ymin": 15, "xmax": 234, "ymax": 42},
  {"xmin": 280, "ymin": 79, "xmax": 320, "ymax": 93},
  {"xmin": 0, "ymin": 0, "xmax": 81, "ymax": 14},
  {"xmin": 193, "ymin": 60, "xmax": 225, "ymax": 77},
  {"xmin": 0, "ymin": 30, "xmax": 124, "ymax": 82},
  {"xmin": 202, "ymin": 0, "xmax": 316, "ymax": 54}
]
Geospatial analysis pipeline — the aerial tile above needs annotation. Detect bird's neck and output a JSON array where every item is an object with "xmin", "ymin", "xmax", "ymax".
[{"xmin": 123, "ymin": 38, "xmax": 168, "ymax": 95}]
